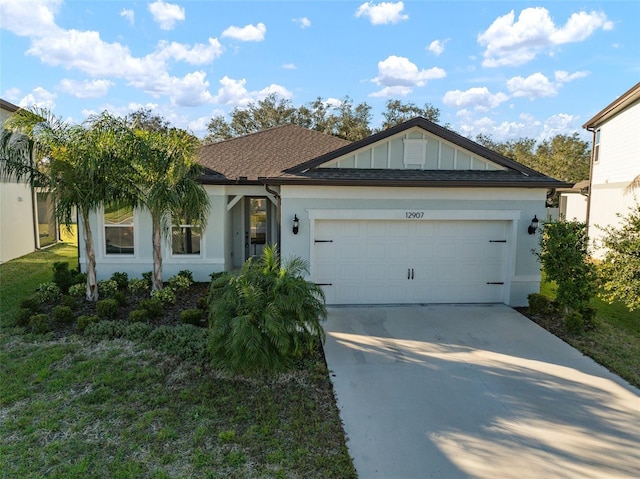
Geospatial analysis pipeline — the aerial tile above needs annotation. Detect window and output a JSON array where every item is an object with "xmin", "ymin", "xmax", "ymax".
[
  {"xmin": 594, "ymin": 129, "xmax": 601, "ymax": 163},
  {"xmin": 104, "ymin": 203, "xmax": 134, "ymax": 254},
  {"xmin": 172, "ymin": 217, "xmax": 201, "ymax": 255}
]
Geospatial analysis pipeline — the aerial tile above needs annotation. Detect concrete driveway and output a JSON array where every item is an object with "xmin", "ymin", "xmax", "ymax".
[{"xmin": 324, "ymin": 305, "xmax": 640, "ymax": 479}]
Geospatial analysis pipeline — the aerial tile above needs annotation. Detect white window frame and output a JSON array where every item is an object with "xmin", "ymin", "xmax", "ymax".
[
  {"xmin": 103, "ymin": 203, "xmax": 136, "ymax": 257},
  {"xmin": 170, "ymin": 218, "xmax": 203, "ymax": 257}
]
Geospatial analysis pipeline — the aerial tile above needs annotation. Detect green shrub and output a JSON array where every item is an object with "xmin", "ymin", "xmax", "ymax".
[
  {"xmin": 151, "ymin": 288, "xmax": 176, "ymax": 305},
  {"xmin": 208, "ymin": 245, "xmax": 326, "ymax": 374},
  {"xmin": 534, "ymin": 219, "xmax": 596, "ymax": 313},
  {"xmin": 181, "ymin": 308, "xmax": 203, "ymax": 326},
  {"xmin": 96, "ymin": 298, "xmax": 119, "ymax": 320},
  {"xmin": 29, "ymin": 314, "xmax": 50, "ymax": 334},
  {"xmin": 527, "ymin": 293, "xmax": 552, "ymax": 316},
  {"xmin": 123, "ymin": 322, "xmax": 154, "ymax": 342},
  {"xmin": 579, "ymin": 306, "xmax": 598, "ymax": 331},
  {"xmin": 20, "ymin": 295, "xmax": 40, "ymax": 312},
  {"xmin": 60, "ymin": 295, "xmax": 77, "ymax": 309},
  {"xmin": 128, "ymin": 278, "xmax": 149, "ymax": 295},
  {"xmin": 138, "ymin": 298, "xmax": 164, "ymax": 318},
  {"xmin": 35, "ymin": 282, "xmax": 62, "ymax": 303},
  {"xmin": 147, "ymin": 325, "xmax": 209, "ymax": 364},
  {"xmin": 142, "ymin": 271, "xmax": 153, "ymax": 287},
  {"xmin": 129, "ymin": 309, "xmax": 149, "ymax": 323},
  {"xmin": 98, "ymin": 279, "xmax": 119, "ymax": 298},
  {"xmin": 110, "ymin": 272, "xmax": 129, "ymax": 291},
  {"xmin": 598, "ymin": 203, "xmax": 640, "ymax": 311},
  {"xmin": 177, "ymin": 270, "xmax": 194, "ymax": 282},
  {"xmin": 84, "ymin": 320, "xmax": 127, "ymax": 341},
  {"xmin": 53, "ymin": 305, "xmax": 75, "ymax": 325},
  {"xmin": 564, "ymin": 310, "xmax": 584, "ymax": 334},
  {"xmin": 112, "ymin": 291, "xmax": 127, "ymax": 307},
  {"xmin": 16, "ymin": 308, "xmax": 33, "ymax": 327},
  {"xmin": 68, "ymin": 283, "xmax": 85, "ymax": 298},
  {"xmin": 52, "ymin": 261, "xmax": 77, "ymax": 294},
  {"xmin": 76, "ymin": 315, "xmax": 99, "ymax": 333},
  {"xmin": 168, "ymin": 274, "xmax": 192, "ymax": 292}
]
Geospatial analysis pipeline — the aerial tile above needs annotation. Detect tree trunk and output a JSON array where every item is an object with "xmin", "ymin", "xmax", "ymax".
[
  {"xmin": 81, "ymin": 208, "xmax": 98, "ymax": 301},
  {"xmin": 151, "ymin": 214, "xmax": 163, "ymax": 292}
]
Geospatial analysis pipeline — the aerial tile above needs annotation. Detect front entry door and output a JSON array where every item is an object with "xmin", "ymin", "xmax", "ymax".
[{"xmin": 245, "ymin": 197, "xmax": 269, "ymax": 260}]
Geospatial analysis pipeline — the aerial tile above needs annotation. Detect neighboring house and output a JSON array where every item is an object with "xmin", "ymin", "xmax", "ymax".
[
  {"xmin": 0, "ymin": 99, "xmax": 58, "ymax": 264},
  {"xmin": 558, "ymin": 180, "xmax": 589, "ymax": 222},
  {"xmin": 583, "ymin": 82, "xmax": 640, "ymax": 258},
  {"xmin": 81, "ymin": 117, "xmax": 569, "ymax": 306}
]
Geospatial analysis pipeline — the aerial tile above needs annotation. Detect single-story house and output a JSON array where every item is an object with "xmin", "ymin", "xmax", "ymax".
[
  {"xmin": 0, "ymin": 98, "xmax": 58, "ymax": 264},
  {"xmin": 80, "ymin": 117, "xmax": 569, "ymax": 306},
  {"xmin": 582, "ymin": 82, "xmax": 640, "ymax": 258}
]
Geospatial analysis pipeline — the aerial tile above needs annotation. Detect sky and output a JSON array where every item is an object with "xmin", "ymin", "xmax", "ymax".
[{"xmin": 1, "ymin": 0, "xmax": 638, "ymax": 142}]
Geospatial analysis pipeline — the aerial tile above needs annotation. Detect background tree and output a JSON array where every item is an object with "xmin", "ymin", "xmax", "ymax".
[
  {"xmin": 379, "ymin": 99, "xmax": 440, "ymax": 130},
  {"xmin": 475, "ymin": 133, "xmax": 590, "ymax": 183},
  {"xmin": 1, "ymin": 109, "xmax": 137, "ymax": 301}
]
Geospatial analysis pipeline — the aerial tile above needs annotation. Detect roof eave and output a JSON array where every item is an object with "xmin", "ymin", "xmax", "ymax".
[
  {"xmin": 582, "ymin": 82, "xmax": 640, "ymax": 129},
  {"xmin": 263, "ymin": 177, "xmax": 570, "ymax": 189}
]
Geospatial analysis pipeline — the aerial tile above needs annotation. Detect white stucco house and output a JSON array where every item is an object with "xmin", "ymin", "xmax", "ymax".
[
  {"xmin": 558, "ymin": 180, "xmax": 589, "ymax": 223},
  {"xmin": 0, "ymin": 99, "xmax": 58, "ymax": 264},
  {"xmin": 583, "ymin": 82, "xmax": 640, "ymax": 258},
  {"xmin": 81, "ymin": 117, "xmax": 569, "ymax": 307}
]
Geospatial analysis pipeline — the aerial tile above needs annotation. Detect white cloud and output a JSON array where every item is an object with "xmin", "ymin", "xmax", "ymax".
[
  {"xmin": 120, "ymin": 8, "xmax": 134, "ymax": 25},
  {"xmin": 19, "ymin": 87, "xmax": 57, "ymax": 109},
  {"xmin": 155, "ymin": 38, "xmax": 224, "ymax": 65},
  {"xmin": 221, "ymin": 23, "xmax": 266, "ymax": 42},
  {"xmin": 443, "ymin": 87, "xmax": 509, "ymax": 111},
  {"xmin": 427, "ymin": 39, "xmax": 448, "ymax": 56},
  {"xmin": 507, "ymin": 73, "xmax": 558, "ymax": 99},
  {"xmin": 281, "ymin": 63, "xmax": 297, "ymax": 70},
  {"xmin": 0, "ymin": 0, "xmax": 61, "ymax": 37},
  {"xmin": 371, "ymin": 55, "xmax": 445, "ymax": 96},
  {"xmin": 58, "ymin": 79, "xmax": 114, "ymax": 98},
  {"xmin": 148, "ymin": 0, "xmax": 185, "ymax": 30},
  {"xmin": 554, "ymin": 70, "xmax": 589, "ymax": 83},
  {"xmin": 478, "ymin": 7, "xmax": 612, "ymax": 67},
  {"xmin": 355, "ymin": 1, "xmax": 408, "ymax": 25},
  {"xmin": 370, "ymin": 86, "xmax": 413, "ymax": 98},
  {"xmin": 3, "ymin": 87, "xmax": 22, "ymax": 102},
  {"xmin": 293, "ymin": 17, "xmax": 311, "ymax": 29},
  {"xmin": 211, "ymin": 77, "xmax": 292, "ymax": 108}
]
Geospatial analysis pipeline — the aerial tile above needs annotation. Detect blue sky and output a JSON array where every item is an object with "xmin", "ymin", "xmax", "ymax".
[{"xmin": 1, "ymin": 0, "xmax": 638, "ymax": 141}]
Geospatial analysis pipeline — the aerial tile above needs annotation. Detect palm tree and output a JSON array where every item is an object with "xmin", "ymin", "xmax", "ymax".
[
  {"xmin": 130, "ymin": 126, "xmax": 209, "ymax": 292},
  {"xmin": 625, "ymin": 175, "xmax": 640, "ymax": 194},
  {"xmin": 1, "ymin": 108, "xmax": 137, "ymax": 301}
]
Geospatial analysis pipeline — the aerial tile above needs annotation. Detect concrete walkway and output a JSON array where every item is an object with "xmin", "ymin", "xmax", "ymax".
[{"xmin": 323, "ymin": 305, "xmax": 640, "ymax": 479}]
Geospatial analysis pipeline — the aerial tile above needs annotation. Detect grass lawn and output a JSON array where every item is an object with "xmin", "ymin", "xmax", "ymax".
[
  {"xmin": 0, "ymin": 242, "xmax": 78, "ymax": 325},
  {"xmin": 535, "ymin": 279, "xmax": 640, "ymax": 389},
  {"xmin": 0, "ymin": 244, "xmax": 356, "ymax": 478}
]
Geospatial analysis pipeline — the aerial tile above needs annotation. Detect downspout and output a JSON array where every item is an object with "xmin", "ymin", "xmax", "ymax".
[
  {"xmin": 263, "ymin": 182, "xmax": 281, "ymax": 248},
  {"xmin": 585, "ymin": 126, "xmax": 596, "ymax": 237},
  {"xmin": 30, "ymin": 185, "xmax": 39, "ymax": 250}
]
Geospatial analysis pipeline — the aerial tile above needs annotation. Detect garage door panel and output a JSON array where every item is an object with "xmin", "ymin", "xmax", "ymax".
[{"xmin": 314, "ymin": 219, "xmax": 509, "ymax": 305}]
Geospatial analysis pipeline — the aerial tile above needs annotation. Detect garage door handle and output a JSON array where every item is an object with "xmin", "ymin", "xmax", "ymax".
[
  {"xmin": 314, "ymin": 239, "xmax": 333, "ymax": 243},
  {"xmin": 411, "ymin": 268, "xmax": 414, "ymax": 280},
  {"xmin": 408, "ymin": 268, "xmax": 410, "ymax": 280},
  {"xmin": 486, "ymin": 282, "xmax": 504, "ymax": 285}
]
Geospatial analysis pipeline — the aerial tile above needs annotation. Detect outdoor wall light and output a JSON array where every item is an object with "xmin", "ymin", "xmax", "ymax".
[
  {"xmin": 528, "ymin": 215, "xmax": 539, "ymax": 235},
  {"xmin": 293, "ymin": 214, "xmax": 299, "ymax": 235}
]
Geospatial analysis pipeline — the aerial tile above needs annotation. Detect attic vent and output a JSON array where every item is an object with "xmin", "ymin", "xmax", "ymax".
[{"xmin": 403, "ymin": 139, "xmax": 427, "ymax": 166}]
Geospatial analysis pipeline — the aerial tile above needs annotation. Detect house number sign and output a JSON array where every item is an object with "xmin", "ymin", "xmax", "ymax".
[{"xmin": 405, "ymin": 211, "xmax": 425, "ymax": 219}]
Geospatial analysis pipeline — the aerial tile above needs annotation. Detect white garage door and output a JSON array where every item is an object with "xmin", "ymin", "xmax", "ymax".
[{"xmin": 314, "ymin": 220, "xmax": 510, "ymax": 305}]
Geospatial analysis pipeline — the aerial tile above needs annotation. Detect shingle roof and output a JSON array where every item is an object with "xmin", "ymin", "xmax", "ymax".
[
  {"xmin": 196, "ymin": 118, "xmax": 570, "ymax": 189},
  {"xmin": 198, "ymin": 124, "xmax": 351, "ymax": 183}
]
